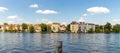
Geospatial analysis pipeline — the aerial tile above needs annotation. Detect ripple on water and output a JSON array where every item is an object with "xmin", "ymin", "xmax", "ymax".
[{"xmin": 0, "ymin": 48, "xmax": 28, "ymax": 53}]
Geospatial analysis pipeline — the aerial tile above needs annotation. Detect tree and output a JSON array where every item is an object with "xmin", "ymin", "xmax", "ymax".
[
  {"xmin": 88, "ymin": 28, "xmax": 93, "ymax": 33},
  {"xmin": 104, "ymin": 22, "xmax": 112, "ymax": 33},
  {"xmin": 100, "ymin": 25, "xmax": 104, "ymax": 32},
  {"xmin": 112, "ymin": 24, "xmax": 120, "ymax": 33},
  {"xmin": 66, "ymin": 24, "xmax": 70, "ymax": 32},
  {"xmin": 22, "ymin": 23, "xmax": 28, "ymax": 32},
  {"xmin": 4, "ymin": 22, "xmax": 8, "ymax": 25},
  {"xmin": 95, "ymin": 25, "xmax": 101, "ymax": 33},
  {"xmin": 29, "ymin": 26, "xmax": 35, "ymax": 33},
  {"xmin": 40, "ymin": 23, "xmax": 47, "ymax": 32},
  {"xmin": 104, "ymin": 29, "xmax": 110, "ymax": 33},
  {"xmin": 47, "ymin": 25, "xmax": 51, "ymax": 32}
]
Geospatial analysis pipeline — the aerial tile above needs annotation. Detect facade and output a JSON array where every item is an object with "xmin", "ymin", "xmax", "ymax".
[
  {"xmin": 33, "ymin": 24, "xmax": 41, "ymax": 33},
  {"xmin": 85, "ymin": 23, "xmax": 95, "ymax": 32},
  {"xmin": 59, "ymin": 25, "xmax": 66, "ymax": 32},
  {"xmin": 70, "ymin": 21, "xmax": 79, "ymax": 33},
  {"xmin": 51, "ymin": 22, "xmax": 60, "ymax": 33},
  {"xmin": 79, "ymin": 22, "xmax": 86, "ymax": 32}
]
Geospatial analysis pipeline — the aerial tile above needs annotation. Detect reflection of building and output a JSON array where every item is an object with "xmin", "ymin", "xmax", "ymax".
[
  {"xmin": 51, "ymin": 22, "xmax": 60, "ymax": 33},
  {"xmin": 70, "ymin": 21, "xmax": 79, "ymax": 33}
]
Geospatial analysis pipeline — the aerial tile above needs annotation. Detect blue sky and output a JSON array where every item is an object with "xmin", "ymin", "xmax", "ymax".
[{"xmin": 0, "ymin": 0, "xmax": 120, "ymax": 25}]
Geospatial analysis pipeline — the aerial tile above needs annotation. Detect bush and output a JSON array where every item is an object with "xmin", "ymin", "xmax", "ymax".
[
  {"xmin": 29, "ymin": 26, "xmax": 35, "ymax": 33},
  {"xmin": 104, "ymin": 29, "xmax": 110, "ymax": 33}
]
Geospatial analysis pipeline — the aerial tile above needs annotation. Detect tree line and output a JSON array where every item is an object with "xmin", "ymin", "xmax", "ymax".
[{"xmin": 1, "ymin": 22, "xmax": 120, "ymax": 33}]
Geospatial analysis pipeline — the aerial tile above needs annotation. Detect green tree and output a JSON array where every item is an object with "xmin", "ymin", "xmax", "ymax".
[
  {"xmin": 100, "ymin": 25, "xmax": 104, "ymax": 32},
  {"xmin": 29, "ymin": 26, "xmax": 35, "ymax": 33},
  {"xmin": 22, "ymin": 23, "xmax": 28, "ymax": 32},
  {"xmin": 112, "ymin": 24, "xmax": 120, "ymax": 33},
  {"xmin": 104, "ymin": 22, "xmax": 112, "ymax": 33},
  {"xmin": 95, "ymin": 25, "xmax": 101, "ymax": 33},
  {"xmin": 4, "ymin": 22, "xmax": 8, "ymax": 25},
  {"xmin": 40, "ymin": 23, "xmax": 47, "ymax": 32},
  {"xmin": 88, "ymin": 28, "xmax": 93, "ymax": 33},
  {"xmin": 47, "ymin": 25, "xmax": 51, "ymax": 32},
  {"xmin": 66, "ymin": 24, "xmax": 70, "ymax": 32},
  {"xmin": 104, "ymin": 29, "xmax": 110, "ymax": 33}
]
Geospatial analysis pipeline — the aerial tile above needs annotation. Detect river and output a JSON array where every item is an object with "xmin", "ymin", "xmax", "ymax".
[{"xmin": 0, "ymin": 33, "xmax": 120, "ymax": 53}]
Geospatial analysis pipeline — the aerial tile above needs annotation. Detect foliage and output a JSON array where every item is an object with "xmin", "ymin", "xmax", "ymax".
[
  {"xmin": 4, "ymin": 22, "xmax": 8, "ymax": 25},
  {"xmin": 22, "ymin": 23, "xmax": 28, "ymax": 32},
  {"xmin": 104, "ymin": 22, "xmax": 112, "ymax": 32},
  {"xmin": 88, "ymin": 28, "xmax": 94, "ymax": 33},
  {"xmin": 47, "ymin": 25, "xmax": 51, "ymax": 32},
  {"xmin": 95, "ymin": 25, "xmax": 101, "ymax": 33},
  {"xmin": 104, "ymin": 29, "xmax": 110, "ymax": 33},
  {"xmin": 29, "ymin": 26, "xmax": 35, "ymax": 33},
  {"xmin": 40, "ymin": 23, "xmax": 47, "ymax": 32},
  {"xmin": 112, "ymin": 24, "xmax": 120, "ymax": 33},
  {"xmin": 66, "ymin": 24, "xmax": 70, "ymax": 32}
]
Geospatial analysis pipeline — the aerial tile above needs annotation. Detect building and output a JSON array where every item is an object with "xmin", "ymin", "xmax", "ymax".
[
  {"xmin": 33, "ymin": 24, "xmax": 41, "ymax": 33},
  {"xmin": 59, "ymin": 25, "xmax": 66, "ymax": 32},
  {"xmin": 79, "ymin": 22, "xmax": 86, "ymax": 32},
  {"xmin": 85, "ymin": 23, "xmax": 95, "ymax": 32},
  {"xmin": 51, "ymin": 22, "xmax": 60, "ymax": 33},
  {"xmin": 70, "ymin": 21, "xmax": 79, "ymax": 33}
]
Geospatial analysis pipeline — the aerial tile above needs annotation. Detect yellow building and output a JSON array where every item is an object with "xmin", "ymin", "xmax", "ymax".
[
  {"xmin": 51, "ymin": 22, "xmax": 60, "ymax": 33},
  {"xmin": 59, "ymin": 25, "xmax": 66, "ymax": 32},
  {"xmin": 33, "ymin": 24, "xmax": 41, "ymax": 33},
  {"xmin": 70, "ymin": 22, "xmax": 79, "ymax": 33}
]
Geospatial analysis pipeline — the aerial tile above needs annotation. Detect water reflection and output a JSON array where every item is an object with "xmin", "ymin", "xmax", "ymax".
[{"xmin": 0, "ymin": 33, "xmax": 120, "ymax": 53}]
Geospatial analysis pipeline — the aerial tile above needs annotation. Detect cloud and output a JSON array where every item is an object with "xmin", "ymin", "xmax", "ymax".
[
  {"xmin": 7, "ymin": 15, "xmax": 18, "ymax": 19},
  {"xmin": 30, "ymin": 4, "xmax": 38, "ymax": 8},
  {"xmin": 7, "ymin": 21, "xmax": 15, "ymax": 23},
  {"xmin": 7, "ymin": 15, "xmax": 23, "ymax": 23},
  {"xmin": 87, "ymin": 7, "xmax": 110, "ymax": 14},
  {"xmin": 36, "ymin": 10, "xmax": 57, "ymax": 14},
  {"xmin": 0, "ymin": 7, "xmax": 8, "ymax": 12},
  {"xmin": 78, "ymin": 17, "xmax": 85, "ymax": 22},
  {"xmin": 112, "ymin": 18, "xmax": 120, "ymax": 22},
  {"xmin": 37, "ymin": 18, "xmax": 53, "ymax": 24},
  {"xmin": 82, "ymin": 13, "xmax": 87, "ymax": 16},
  {"xmin": 111, "ymin": 18, "xmax": 120, "ymax": 25}
]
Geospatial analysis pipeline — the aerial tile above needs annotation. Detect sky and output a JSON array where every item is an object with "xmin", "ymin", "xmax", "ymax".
[{"xmin": 0, "ymin": 0, "xmax": 120, "ymax": 25}]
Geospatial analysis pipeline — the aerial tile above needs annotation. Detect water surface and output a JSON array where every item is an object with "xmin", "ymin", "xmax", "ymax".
[{"xmin": 0, "ymin": 33, "xmax": 120, "ymax": 53}]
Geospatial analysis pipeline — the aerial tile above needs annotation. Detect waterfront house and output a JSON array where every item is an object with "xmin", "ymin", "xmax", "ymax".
[
  {"xmin": 33, "ymin": 24, "xmax": 41, "ymax": 33},
  {"xmin": 70, "ymin": 21, "xmax": 79, "ymax": 33},
  {"xmin": 79, "ymin": 22, "xmax": 86, "ymax": 33},
  {"xmin": 1, "ymin": 24, "xmax": 9, "ymax": 32},
  {"xmin": 85, "ymin": 23, "xmax": 95, "ymax": 32},
  {"xmin": 59, "ymin": 25, "xmax": 66, "ymax": 32},
  {"xmin": 51, "ymin": 22, "xmax": 60, "ymax": 33}
]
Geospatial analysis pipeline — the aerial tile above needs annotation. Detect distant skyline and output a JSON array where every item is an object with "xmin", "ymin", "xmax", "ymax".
[{"xmin": 0, "ymin": 0, "xmax": 120, "ymax": 25}]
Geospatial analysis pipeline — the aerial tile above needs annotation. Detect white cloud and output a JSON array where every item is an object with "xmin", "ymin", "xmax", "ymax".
[
  {"xmin": 78, "ymin": 17, "xmax": 85, "ymax": 22},
  {"xmin": 87, "ymin": 7, "xmax": 110, "ymax": 14},
  {"xmin": 82, "ymin": 13, "xmax": 87, "ymax": 16},
  {"xmin": 111, "ymin": 18, "xmax": 120, "ymax": 25},
  {"xmin": 41, "ymin": 18, "xmax": 49, "ymax": 23},
  {"xmin": 7, "ymin": 21, "xmax": 14, "ymax": 23},
  {"xmin": 0, "ymin": 7, "xmax": 8, "ymax": 12},
  {"xmin": 37, "ymin": 18, "xmax": 53, "ymax": 24},
  {"xmin": 7, "ymin": 15, "xmax": 23, "ymax": 23},
  {"xmin": 36, "ymin": 10, "xmax": 57, "ymax": 14},
  {"xmin": 7, "ymin": 15, "xmax": 18, "ymax": 19},
  {"xmin": 30, "ymin": 4, "xmax": 38, "ymax": 8}
]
